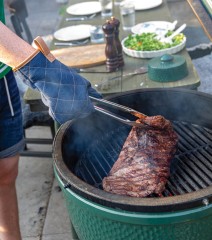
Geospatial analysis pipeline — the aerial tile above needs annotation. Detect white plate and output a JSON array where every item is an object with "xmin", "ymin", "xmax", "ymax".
[
  {"xmin": 132, "ymin": 21, "xmax": 175, "ymax": 35},
  {"xmin": 66, "ymin": 1, "xmax": 101, "ymax": 15},
  {"xmin": 132, "ymin": 0, "xmax": 163, "ymax": 10},
  {"xmin": 121, "ymin": 37, "xmax": 186, "ymax": 58},
  {"xmin": 53, "ymin": 25, "xmax": 92, "ymax": 41}
]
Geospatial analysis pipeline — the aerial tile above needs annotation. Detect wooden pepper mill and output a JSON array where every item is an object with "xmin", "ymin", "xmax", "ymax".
[
  {"xmin": 110, "ymin": 16, "xmax": 124, "ymax": 68},
  {"xmin": 102, "ymin": 20, "xmax": 118, "ymax": 72}
]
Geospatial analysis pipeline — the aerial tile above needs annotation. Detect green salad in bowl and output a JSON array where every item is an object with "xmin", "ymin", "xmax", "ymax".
[{"xmin": 122, "ymin": 31, "xmax": 186, "ymax": 58}]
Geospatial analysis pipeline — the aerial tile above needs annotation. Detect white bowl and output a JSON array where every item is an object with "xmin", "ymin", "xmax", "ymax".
[{"xmin": 121, "ymin": 37, "xmax": 186, "ymax": 58}]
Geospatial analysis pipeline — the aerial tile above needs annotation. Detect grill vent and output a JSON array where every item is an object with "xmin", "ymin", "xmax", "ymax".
[{"xmin": 75, "ymin": 121, "xmax": 212, "ymax": 196}]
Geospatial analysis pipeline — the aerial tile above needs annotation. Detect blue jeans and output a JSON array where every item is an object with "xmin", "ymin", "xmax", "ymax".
[{"xmin": 0, "ymin": 71, "xmax": 25, "ymax": 158}]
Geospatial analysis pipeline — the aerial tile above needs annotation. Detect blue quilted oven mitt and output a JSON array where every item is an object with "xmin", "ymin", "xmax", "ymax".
[{"xmin": 14, "ymin": 37, "xmax": 102, "ymax": 124}]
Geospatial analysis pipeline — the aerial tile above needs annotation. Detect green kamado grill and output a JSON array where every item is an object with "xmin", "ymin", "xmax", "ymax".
[{"xmin": 53, "ymin": 88, "xmax": 212, "ymax": 240}]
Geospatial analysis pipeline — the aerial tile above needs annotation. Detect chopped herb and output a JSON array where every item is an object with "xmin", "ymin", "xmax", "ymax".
[{"xmin": 124, "ymin": 32, "xmax": 185, "ymax": 51}]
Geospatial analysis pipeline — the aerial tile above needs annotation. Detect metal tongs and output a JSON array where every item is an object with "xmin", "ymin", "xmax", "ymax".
[{"xmin": 90, "ymin": 96, "xmax": 148, "ymax": 127}]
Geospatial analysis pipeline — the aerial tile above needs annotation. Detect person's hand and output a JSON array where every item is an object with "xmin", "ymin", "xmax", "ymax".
[
  {"xmin": 15, "ymin": 37, "xmax": 102, "ymax": 124},
  {"xmin": 5, "ymin": 0, "xmax": 16, "ymax": 13}
]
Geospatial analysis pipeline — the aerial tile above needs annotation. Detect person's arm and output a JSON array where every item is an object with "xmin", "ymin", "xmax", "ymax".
[
  {"xmin": 0, "ymin": 22, "xmax": 101, "ymax": 124},
  {"xmin": 0, "ymin": 21, "xmax": 36, "ymax": 68}
]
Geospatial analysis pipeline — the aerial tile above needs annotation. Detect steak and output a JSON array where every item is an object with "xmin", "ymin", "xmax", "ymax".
[{"xmin": 102, "ymin": 115, "xmax": 178, "ymax": 197}]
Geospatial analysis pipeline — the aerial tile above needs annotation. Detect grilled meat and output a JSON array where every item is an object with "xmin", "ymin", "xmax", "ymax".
[{"xmin": 102, "ymin": 115, "xmax": 178, "ymax": 197}]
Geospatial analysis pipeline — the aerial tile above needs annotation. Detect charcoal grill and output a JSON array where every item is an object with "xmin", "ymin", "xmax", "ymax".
[{"xmin": 53, "ymin": 88, "xmax": 212, "ymax": 240}]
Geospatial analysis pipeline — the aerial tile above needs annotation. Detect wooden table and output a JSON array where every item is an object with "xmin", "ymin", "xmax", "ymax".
[
  {"xmin": 186, "ymin": 0, "xmax": 212, "ymax": 41},
  {"xmin": 24, "ymin": 0, "xmax": 200, "ymax": 112}
]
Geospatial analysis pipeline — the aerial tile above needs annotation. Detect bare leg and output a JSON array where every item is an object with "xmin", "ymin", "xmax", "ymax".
[{"xmin": 0, "ymin": 155, "xmax": 21, "ymax": 240}]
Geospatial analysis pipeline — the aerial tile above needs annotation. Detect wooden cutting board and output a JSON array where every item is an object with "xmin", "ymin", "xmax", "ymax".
[{"xmin": 51, "ymin": 44, "xmax": 106, "ymax": 68}]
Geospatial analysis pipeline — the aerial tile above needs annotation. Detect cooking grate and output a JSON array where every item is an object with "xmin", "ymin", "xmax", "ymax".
[{"xmin": 74, "ymin": 121, "xmax": 212, "ymax": 197}]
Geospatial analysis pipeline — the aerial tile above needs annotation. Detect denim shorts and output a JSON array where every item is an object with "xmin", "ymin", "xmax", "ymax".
[{"xmin": 0, "ymin": 71, "xmax": 25, "ymax": 159}]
